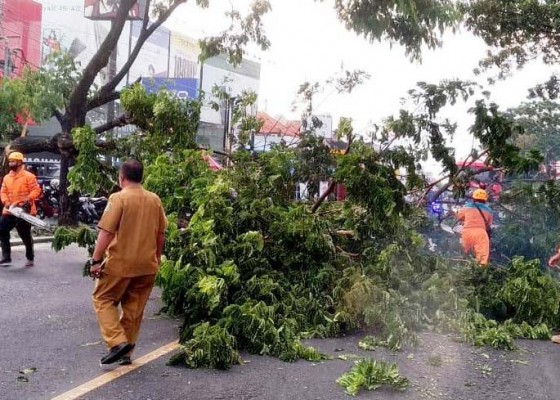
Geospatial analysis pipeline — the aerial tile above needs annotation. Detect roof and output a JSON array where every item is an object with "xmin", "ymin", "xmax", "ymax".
[{"xmin": 257, "ymin": 112, "xmax": 300, "ymax": 137}]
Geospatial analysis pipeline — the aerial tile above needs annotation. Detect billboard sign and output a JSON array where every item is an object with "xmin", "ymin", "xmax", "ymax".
[
  {"xmin": 169, "ymin": 33, "xmax": 200, "ymax": 79},
  {"xmin": 141, "ymin": 77, "xmax": 199, "ymax": 100},
  {"xmin": 39, "ymin": 0, "xmax": 112, "ymax": 75},
  {"xmin": 84, "ymin": 0, "xmax": 147, "ymax": 20},
  {"xmin": 119, "ymin": 20, "xmax": 169, "ymax": 85}
]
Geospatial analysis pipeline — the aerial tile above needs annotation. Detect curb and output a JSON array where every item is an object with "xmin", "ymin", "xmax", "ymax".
[{"xmin": 11, "ymin": 236, "xmax": 54, "ymax": 247}]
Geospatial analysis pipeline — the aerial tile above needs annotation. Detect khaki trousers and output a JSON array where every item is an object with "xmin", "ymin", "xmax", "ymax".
[{"xmin": 92, "ymin": 273, "xmax": 156, "ymax": 350}]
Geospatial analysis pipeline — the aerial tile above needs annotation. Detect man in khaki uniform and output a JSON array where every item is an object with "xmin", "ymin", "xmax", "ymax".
[{"xmin": 90, "ymin": 159, "xmax": 167, "ymax": 365}]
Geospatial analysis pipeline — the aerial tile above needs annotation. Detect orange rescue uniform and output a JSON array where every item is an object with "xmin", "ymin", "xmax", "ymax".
[
  {"xmin": 457, "ymin": 202, "xmax": 493, "ymax": 266},
  {"xmin": 0, "ymin": 169, "xmax": 42, "ymax": 215}
]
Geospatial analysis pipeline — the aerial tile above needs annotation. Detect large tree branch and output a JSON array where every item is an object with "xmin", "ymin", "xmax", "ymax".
[
  {"xmin": 87, "ymin": 90, "xmax": 120, "ymax": 112},
  {"xmin": 87, "ymin": 77, "xmax": 142, "ymax": 111},
  {"xmin": 66, "ymin": 0, "xmax": 137, "ymax": 121},
  {"xmin": 9, "ymin": 134, "xmax": 60, "ymax": 154},
  {"xmin": 53, "ymin": 109, "xmax": 64, "ymax": 125},
  {"xmin": 97, "ymin": 0, "xmax": 187, "ymax": 97},
  {"xmin": 94, "ymin": 114, "xmax": 131, "ymax": 135},
  {"xmin": 94, "ymin": 139, "xmax": 119, "ymax": 150},
  {"xmin": 420, "ymin": 150, "xmax": 491, "ymax": 206}
]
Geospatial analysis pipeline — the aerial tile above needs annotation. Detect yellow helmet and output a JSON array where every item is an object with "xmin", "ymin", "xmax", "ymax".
[
  {"xmin": 472, "ymin": 188, "xmax": 488, "ymax": 202},
  {"xmin": 8, "ymin": 151, "xmax": 24, "ymax": 162}
]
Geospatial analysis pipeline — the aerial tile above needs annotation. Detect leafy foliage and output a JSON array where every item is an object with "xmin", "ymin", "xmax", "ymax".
[
  {"xmin": 505, "ymin": 101, "xmax": 560, "ymax": 164},
  {"xmin": 336, "ymin": 358, "xmax": 409, "ymax": 396},
  {"xmin": 499, "ymin": 258, "xmax": 560, "ymax": 326},
  {"xmin": 52, "ymin": 225, "xmax": 97, "ymax": 257},
  {"xmin": 493, "ymin": 181, "xmax": 560, "ymax": 264},
  {"xmin": 464, "ymin": 0, "xmax": 560, "ymax": 78},
  {"xmin": 199, "ymin": 0, "xmax": 272, "ymax": 65},
  {"xmin": 167, "ymin": 322, "xmax": 241, "ymax": 370},
  {"xmin": 333, "ymin": 0, "xmax": 461, "ymax": 60},
  {"xmin": 68, "ymin": 126, "xmax": 116, "ymax": 195},
  {"xmin": 0, "ymin": 53, "xmax": 79, "ymax": 138},
  {"xmin": 52, "ymin": 225, "xmax": 98, "ymax": 276},
  {"xmin": 141, "ymin": 81, "xmax": 560, "ymax": 370},
  {"xmin": 120, "ymin": 84, "xmax": 200, "ymax": 163}
]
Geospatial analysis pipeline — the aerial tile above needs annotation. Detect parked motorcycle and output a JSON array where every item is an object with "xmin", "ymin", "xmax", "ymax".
[
  {"xmin": 36, "ymin": 180, "xmax": 59, "ymax": 220},
  {"xmin": 90, "ymin": 196, "xmax": 108, "ymax": 217},
  {"xmin": 34, "ymin": 179, "xmax": 108, "ymax": 225},
  {"xmin": 78, "ymin": 196, "xmax": 103, "ymax": 225}
]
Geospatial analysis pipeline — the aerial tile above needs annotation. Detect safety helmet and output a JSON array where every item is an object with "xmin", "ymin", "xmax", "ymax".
[
  {"xmin": 8, "ymin": 151, "xmax": 24, "ymax": 162},
  {"xmin": 472, "ymin": 189, "xmax": 488, "ymax": 202},
  {"xmin": 50, "ymin": 179, "xmax": 60, "ymax": 190}
]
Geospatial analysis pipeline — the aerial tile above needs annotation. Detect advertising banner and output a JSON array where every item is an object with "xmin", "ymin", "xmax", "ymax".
[
  {"xmin": 141, "ymin": 77, "xmax": 198, "ymax": 100},
  {"xmin": 169, "ymin": 32, "xmax": 199, "ymax": 79},
  {"xmin": 38, "ymin": 0, "xmax": 112, "ymax": 78},
  {"xmin": 121, "ymin": 20, "xmax": 169, "ymax": 84},
  {"xmin": 84, "ymin": 0, "xmax": 147, "ymax": 21}
]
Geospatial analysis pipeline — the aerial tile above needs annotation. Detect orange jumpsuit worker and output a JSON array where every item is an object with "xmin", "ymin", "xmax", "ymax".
[
  {"xmin": 90, "ymin": 159, "xmax": 167, "ymax": 366},
  {"xmin": 457, "ymin": 189, "xmax": 493, "ymax": 266},
  {"xmin": 0, "ymin": 151, "xmax": 42, "ymax": 267}
]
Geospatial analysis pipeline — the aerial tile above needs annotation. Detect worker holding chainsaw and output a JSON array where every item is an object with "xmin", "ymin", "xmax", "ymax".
[
  {"xmin": 456, "ymin": 188, "xmax": 494, "ymax": 266},
  {"xmin": 0, "ymin": 151, "xmax": 42, "ymax": 267}
]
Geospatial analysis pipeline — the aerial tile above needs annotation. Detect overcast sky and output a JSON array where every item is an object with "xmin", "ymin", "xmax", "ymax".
[{"xmin": 166, "ymin": 0, "xmax": 557, "ymax": 161}]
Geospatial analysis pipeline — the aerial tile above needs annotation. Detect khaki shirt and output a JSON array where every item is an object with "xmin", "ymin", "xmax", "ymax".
[{"xmin": 98, "ymin": 186, "xmax": 167, "ymax": 277}]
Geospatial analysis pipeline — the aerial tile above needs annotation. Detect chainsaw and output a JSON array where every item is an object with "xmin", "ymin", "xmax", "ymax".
[{"xmin": 8, "ymin": 205, "xmax": 51, "ymax": 229}]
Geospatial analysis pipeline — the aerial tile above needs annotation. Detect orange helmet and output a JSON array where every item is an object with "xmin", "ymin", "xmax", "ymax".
[
  {"xmin": 8, "ymin": 151, "xmax": 24, "ymax": 162},
  {"xmin": 472, "ymin": 189, "xmax": 488, "ymax": 202}
]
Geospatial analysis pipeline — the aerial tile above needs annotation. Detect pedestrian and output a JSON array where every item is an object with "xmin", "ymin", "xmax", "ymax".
[
  {"xmin": 456, "ymin": 188, "xmax": 493, "ymax": 266},
  {"xmin": 0, "ymin": 151, "xmax": 42, "ymax": 267},
  {"xmin": 89, "ymin": 159, "xmax": 167, "ymax": 366}
]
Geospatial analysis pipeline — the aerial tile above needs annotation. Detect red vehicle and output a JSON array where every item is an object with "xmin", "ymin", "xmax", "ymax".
[{"xmin": 456, "ymin": 160, "xmax": 503, "ymax": 201}]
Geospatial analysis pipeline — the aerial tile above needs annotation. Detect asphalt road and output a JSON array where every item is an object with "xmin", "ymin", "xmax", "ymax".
[
  {"xmin": 2, "ymin": 244, "xmax": 560, "ymax": 400},
  {"xmin": 0, "ymin": 244, "xmax": 179, "ymax": 400}
]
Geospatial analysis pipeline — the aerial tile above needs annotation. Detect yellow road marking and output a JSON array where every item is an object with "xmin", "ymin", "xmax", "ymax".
[{"xmin": 51, "ymin": 340, "xmax": 179, "ymax": 400}]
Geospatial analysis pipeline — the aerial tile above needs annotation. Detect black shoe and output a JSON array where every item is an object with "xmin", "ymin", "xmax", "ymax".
[
  {"xmin": 0, "ymin": 258, "xmax": 11, "ymax": 267},
  {"xmin": 100, "ymin": 343, "xmax": 133, "ymax": 365},
  {"xmin": 118, "ymin": 356, "xmax": 132, "ymax": 366}
]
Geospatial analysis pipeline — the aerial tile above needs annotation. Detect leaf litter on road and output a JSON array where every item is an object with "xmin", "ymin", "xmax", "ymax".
[{"xmin": 17, "ymin": 366, "xmax": 37, "ymax": 383}]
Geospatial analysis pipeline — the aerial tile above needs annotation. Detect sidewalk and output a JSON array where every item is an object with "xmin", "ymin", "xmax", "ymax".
[{"xmin": 11, "ymin": 235, "xmax": 54, "ymax": 246}]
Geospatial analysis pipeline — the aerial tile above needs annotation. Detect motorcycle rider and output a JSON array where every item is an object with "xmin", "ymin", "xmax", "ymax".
[{"xmin": 0, "ymin": 152, "xmax": 42, "ymax": 267}]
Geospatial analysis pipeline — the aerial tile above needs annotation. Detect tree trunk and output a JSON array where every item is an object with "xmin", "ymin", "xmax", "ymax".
[
  {"xmin": 57, "ymin": 152, "xmax": 73, "ymax": 225},
  {"xmin": 56, "ymin": 113, "xmax": 82, "ymax": 226}
]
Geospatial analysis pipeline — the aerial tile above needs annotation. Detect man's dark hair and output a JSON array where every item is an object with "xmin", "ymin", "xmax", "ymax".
[{"xmin": 120, "ymin": 159, "xmax": 143, "ymax": 183}]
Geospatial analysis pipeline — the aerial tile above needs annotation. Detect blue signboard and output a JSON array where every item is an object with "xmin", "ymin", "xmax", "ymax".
[{"xmin": 141, "ymin": 77, "xmax": 198, "ymax": 100}]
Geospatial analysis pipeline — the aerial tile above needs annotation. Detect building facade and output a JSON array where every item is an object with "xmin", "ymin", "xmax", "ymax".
[{"xmin": 1, "ymin": 1, "xmax": 261, "ymax": 160}]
